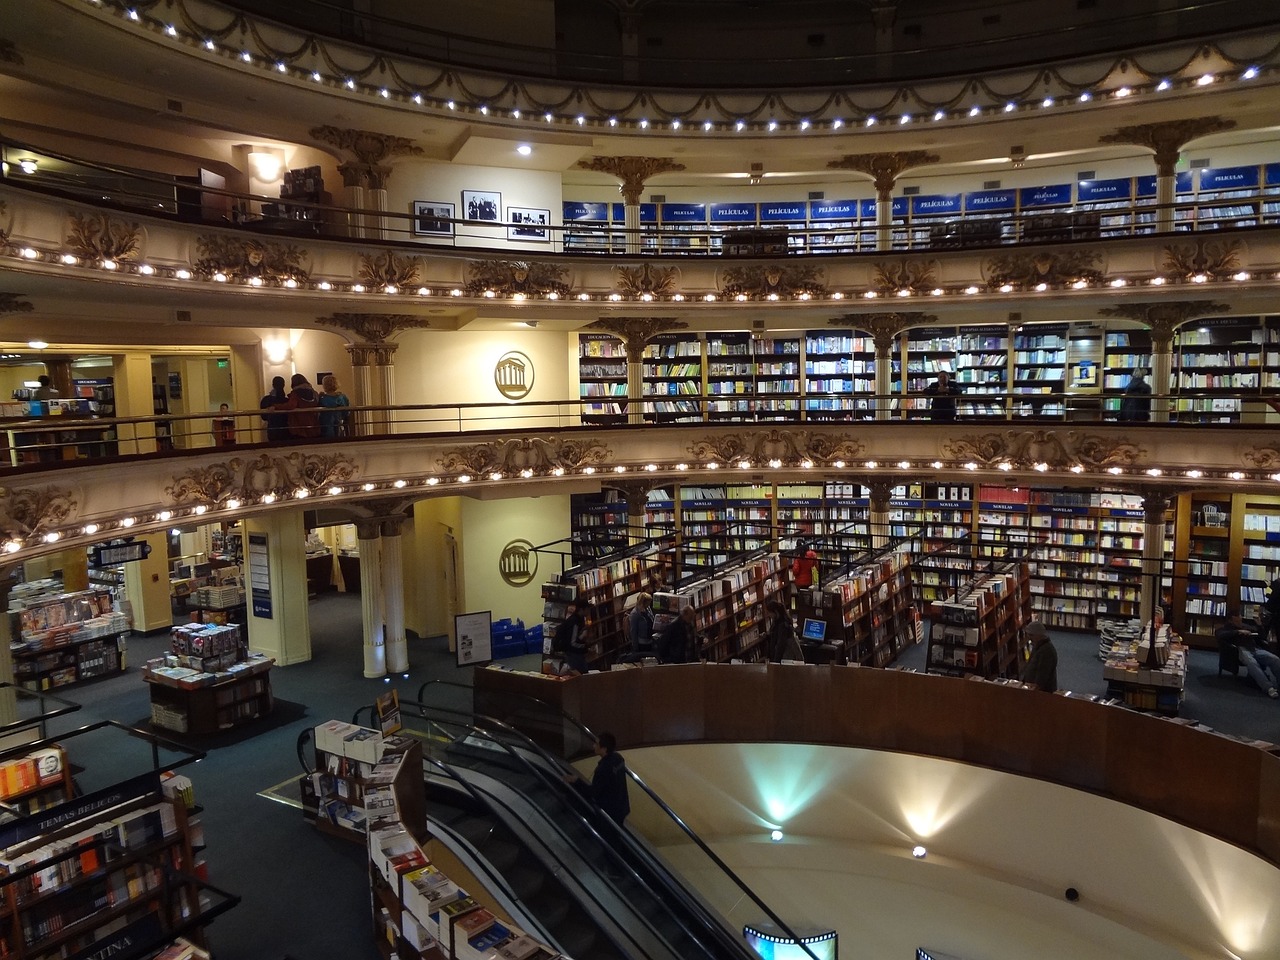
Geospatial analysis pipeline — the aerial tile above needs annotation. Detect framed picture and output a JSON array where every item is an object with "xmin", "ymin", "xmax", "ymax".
[
  {"xmin": 461, "ymin": 190, "xmax": 501, "ymax": 223},
  {"xmin": 412, "ymin": 200, "xmax": 454, "ymax": 236},
  {"xmin": 507, "ymin": 205, "xmax": 551, "ymax": 241}
]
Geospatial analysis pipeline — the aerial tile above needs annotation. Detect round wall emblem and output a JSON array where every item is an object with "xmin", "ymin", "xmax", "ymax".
[
  {"xmin": 499, "ymin": 539, "xmax": 538, "ymax": 586},
  {"xmin": 495, "ymin": 351, "xmax": 534, "ymax": 399}
]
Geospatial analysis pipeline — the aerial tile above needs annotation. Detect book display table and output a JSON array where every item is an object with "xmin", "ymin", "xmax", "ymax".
[
  {"xmin": 1102, "ymin": 633, "xmax": 1187, "ymax": 715},
  {"xmin": 144, "ymin": 654, "xmax": 274, "ymax": 735}
]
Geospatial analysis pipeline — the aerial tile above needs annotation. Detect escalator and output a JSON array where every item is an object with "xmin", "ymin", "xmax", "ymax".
[{"xmin": 395, "ymin": 705, "xmax": 759, "ymax": 960}]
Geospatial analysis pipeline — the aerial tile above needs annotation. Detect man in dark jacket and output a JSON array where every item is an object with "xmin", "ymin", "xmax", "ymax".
[
  {"xmin": 566, "ymin": 731, "xmax": 630, "ymax": 827},
  {"xmin": 924, "ymin": 370, "xmax": 963, "ymax": 421},
  {"xmin": 1118, "ymin": 370, "xmax": 1152, "ymax": 421},
  {"xmin": 656, "ymin": 606, "xmax": 698, "ymax": 663},
  {"xmin": 1020, "ymin": 620, "xmax": 1058, "ymax": 692},
  {"xmin": 259, "ymin": 375, "xmax": 290, "ymax": 441},
  {"xmin": 275, "ymin": 373, "xmax": 322, "ymax": 439}
]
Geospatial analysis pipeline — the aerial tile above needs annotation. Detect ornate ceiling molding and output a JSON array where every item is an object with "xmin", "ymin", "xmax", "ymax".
[
  {"xmin": 615, "ymin": 263, "xmax": 679, "ymax": 298},
  {"xmin": 1160, "ymin": 238, "xmax": 1244, "ymax": 281},
  {"xmin": 983, "ymin": 249, "xmax": 1104, "ymax": 289},
  {"xmin": 1243, "ymin": 447, "xmax": 1280, "ymax": 470},
  {"xmin": 942, "ymin": 430, "xmax": 1144, "ymax": 470},
  {"xmin": 463, "ymin": 260, "xmax": 570, "ymax": 298},
  {"xmin": 165, "ymin": 453, "xmax": 359, "ymax": 506},
  {"xmin": 718, "ymin": 264, "xmax": 825, "ymax": 299},
  {"xmin": 193, "ymin": 234, "xmax": 309, "ymax": 284},
  {"xmin": 0, "ymin": 293, "xmax": 34, "ymax": 316},
  {"xmin": 686, "ymin": 429, "xmax": 866, "ymax": 467},
  {"xmin": 828, "ymin": 152, "xmax": 941, "ymax": 195},
  {"xmin": 316, "ymin": 314, "xmax": 431, "ymax": 344},
  {"xmin": 0, "ymin": 485, "xmax": 76, "ymax": 545},
  {"xmin": 357, "ymin": 251, "xmax": 422, "ymax": 288},
  {"xmin": 576, "ymin": 157, "xmax": 686, "ymax": 205},
  {"xmin": 1097, "ymin": 301, "xmax": 1230, "ymax": 342},
  {"xmin": 66, "ymin": 213, "xmax": 140, "ymax": 262},
  {"xmin": 308, "ymin": 127, "xmax": 423, "ymax": 166},
  {"xmin": 587, "ymin": 317, "xmax": 689, "ymax": 362},
  {"xmin": 872, "ymin": 258, "xmax": 939, "ymax": 295},
  {"xmin": 1099, "ymin": 116, "xmax": 1237, "ymax": 175},
  {"xmin": 437, "ymin": 437, "xmax": 611, "ymax": 475},
  {"xmin": 836, "ymin": 312, "xmax": 937, "ymax": 352}
]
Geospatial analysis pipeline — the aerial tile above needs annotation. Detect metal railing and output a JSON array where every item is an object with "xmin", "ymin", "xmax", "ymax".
[
  {"xmin": 0, "ymin": 389, "xmax": 1266, "ymax": 471},
  {"xmin": 4, "ymin": 135, "xmax": 1280, "ymax": 257}
]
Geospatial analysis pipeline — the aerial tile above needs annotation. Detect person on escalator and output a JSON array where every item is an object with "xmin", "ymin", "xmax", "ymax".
[{"xmin": 565, "ymin": 731, "xmax": 631, "ymax": 827}]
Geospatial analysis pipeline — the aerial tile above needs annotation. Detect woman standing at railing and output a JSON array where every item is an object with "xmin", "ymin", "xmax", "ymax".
[{"xmin": 318, "ymin": 375, "xmax": 351, "ymax": 438}]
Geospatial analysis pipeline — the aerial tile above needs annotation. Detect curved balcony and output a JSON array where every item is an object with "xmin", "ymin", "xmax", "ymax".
[{"xmin": 1, "ymin": 396, "xmax": 1276, "ymax": 566}]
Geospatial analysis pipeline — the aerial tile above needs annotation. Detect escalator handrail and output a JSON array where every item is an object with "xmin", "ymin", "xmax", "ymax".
[
  {"xmin": 407, "ymin": 708, "xmax": 721, "ymax": 960},
  {"xmin": 399, "ymin": 699, "xmax": 765, "ymax": 960},
  {"xmin": 415, "ymin": 680, "xmax": 822, "ymax": 960},
  {"xmin": 417, "ymin": 678, "xmax": 598, "ymax": 744}
]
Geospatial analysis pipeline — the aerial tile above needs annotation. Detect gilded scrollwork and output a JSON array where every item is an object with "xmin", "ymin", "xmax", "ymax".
[
  {"xmin": 983, "ymin": 249, "xmax": 1103, "ymax": 289},
  {"xmin": 943, "ymin": 431, "xmax": 1144, "ymax": 470},
  {"xmin": 463, "ymin": 260, "xmax": 570, "ymax": 298},
  {"xmin": 872, "ymin": 258, "xmax": 939, "ymax": 295},
  {"xmin": 193, "ymin": 234, "xmax": 309, "ymax": 284},
  {"xmin": 615, "ymin": 263, "xmax": 679, "ymax": 298},
  {"xmin": 0, "ymin": 485, "xmax": 76, "ymax": 543},
  {"xmin": 165, "ymin": 453, "xmax": 358, "ymax": 505},
  {"xmin": 317, "ymin": 314, "xmax": 431, "ymax": 343},
  {"xmin": 1243, "ymin": 447, "xmax": 1280, "ymax": 470},
  {"xmin": 687, "ymin": 429, "xmax": 865, "ymax": 467},
  {"xmin": 66, "ymin": 213, "xmax": 140, "ymax": 262},
  {"xmin": 358, "ymin": 251, "xmax": 422, "ymax": 288},
  {"xmin": 1161, "ymin": 238, "xmax": 1243, "ymax": 281},
  {"xmin": 718, "ymin": 263, "xmax": 825, "ymax": 299},
  {"xmin": 437, "ymin": 437, "xmax": 611, "ymax": 475}
]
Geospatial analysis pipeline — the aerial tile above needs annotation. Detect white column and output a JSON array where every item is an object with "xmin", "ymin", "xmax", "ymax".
[
  {"xmin": 1140, "ymin": 494, "xmax": 1170, "ymax": 626},
  {"xmin": 627, "ymin": 350, "xmax": 644, "ymax": 426},
  {"xmin": 624, "ymin": 203, "xmax": 641, "ymax": 255},
  {"xmin": 875, "ymin": 192, "xmax": 893, "ymax": 252},
  {"xmin": 244, "ymin": 511, "xmax": 312, "ymax": 665},
  {"xmin": 869, "ymin": 481, "xmax": 892, "ymax": 551},
  {"xmin": 375, "ymin": 357, "xmax": 395, "ymax": 434},
  {"xmin": 1155, "ymin": 174, "xmax": 1176, "ymax": 234},
  {"xmin": 1151, "ymin": 331, "xmax": 1174, "ymax": 424},
  {"xmin": 338, "ymin": 163, "xmax": 366, "ymax": 239},
  {"xmin": 348, "ymin": 346, "xmax": 374, "ymax": 438},
  {"xmin": 358, "ymin": 521, "xmax": 386, "ymax": 678},
  {"xmin": 382, "ymin": 519, "xmax": 407, "ymax": 674},
  {"xmin": 873, "ymin": 334, "xmax": 894, "ymax": 420}
]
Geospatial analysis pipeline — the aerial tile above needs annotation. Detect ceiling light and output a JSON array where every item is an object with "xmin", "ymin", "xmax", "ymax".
[
  {"xmin": 18, "ymin": 159, "xmax": 38, "ymax": 175},
  {"xmin": 703, "ymin": 120, "xmax": 713, "ymax": 131},
  {"xmin": 1079, "ymin": 91, "xmax": 1092, "ymax": 101},
  {"xmin": 193, "ymin": 505, "xmax": 207, "ymax": 515},
  {"xmin": 577, "ymin": 115, "xmax": 586, "ymax": 125},
  {"xmin": 767, "ymin": 120, "xmax": 777, "ymax": 131},
  {"xmin": 833, "ymin": 118, "xmax": 845, "ymax": 128},
  {"xmin": 670, "ymin": 119, "xmax": 680, "ymax": 129},
  {"xmin": 83, "ymin": 524, "xmax": 99, "ymax": 535},
  {"xmin": 1242, "ymin": 66, "xmax": 1259, "ymax": 80},
  {"xmin": 412, "ymin": 94, "xmax": 422, "ymax": 104},
  {"xmin": 311, "ymin": 71, "xmax": 322, "ymax": 81},
  {"xmin": 175, "ymin": 269, "xmax": 191, "ymax": 280},
  {"xmin": 1110, "ymin": 278, "xmax": 1127, "ymax": 288},
  {"xmin": 394, "ymin": 479, "xmax": 408, "ymax": 488},
  {"xmin": 639, "ymin": 119, "xmax": 649, "ymax": 128},
  {"xmin": 865, "ymin": 116, "xmax": 877, "ymax": 126},
  {"xmin": 120, "ymin": 517, "xmax": 135, "ymax": 527},
  {"xmin": 608, "ymin": 117, "xmax": 618, "ymax": 126},
  {"xmin": 770, "ymin": 830, "xmax": 784, "ymax": 842},
  {"xmin": 511, "ymin": 109, "xmax": 521, "ymax": 118},
  {"xmin": 28, "ymin": 340, "xmax": 48, "ymax": 350},
  {"xmin": 1233, "ymin": 271, "xmax": 1250, "ymax": 281},
  {"xmin": 1115, "ymin": 87, "xmax": 1131, "ymax": 98},
  {"xmin": 968, "ymin": 106, "xmax": 980, "ymax": 117},
  {"xmin": 19, "ymin": 248, "xmax": 39, "ymax": 259},
  {"xmin": 1150, "ymin": 276, "xmax": 1166, "ymax": 286},
  {"xmin": 736, "ymin": 120, "xmax": 746, "ymax": 131},
  {"xmin": 800, "ymin": 119, "xmax": 811, "ymax": 130},
  {"xmin": 328, "ymin": 486, "xmax": 342, "ymax": 495},
  {"xmin": 1042, "ymin": 97, "xmax": 1054, "ymax": 107},
  {"xmin": 1156, "ymin": 79, "xmax": 1171, "ymax": 91},
  {"xmin": 345, "ymin": 78, "xmax": 355, "ymax": 89},
  {"xmin": 1228, "ymin": 471, "xmax": 1245, "ymax": 480},
  {"xmin": 2, "ymin": 540, "xmax": 21, "ymax": 554},
  {"xmin": 1186, "ymin": 469, "xmax": 1203, "ymax": 478},
  {"xmin": 912, "ymin": 845, "xmax": 927, "ymax": 859},
  {"xmin": 932, "ymin": 111, "xmax": 944, "ymax": 121},
  {"xmin": 1003, "ymin": 102, "xmax": 1015, "ymax": 112},
  {"xmin": 1197, "ymin": 74, "xmax": 1214, "ymax": 86}
]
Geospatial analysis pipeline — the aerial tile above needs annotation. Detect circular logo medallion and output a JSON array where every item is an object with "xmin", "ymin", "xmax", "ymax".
[
  {"xmin": 495, "ymin": 351, "xmax": 534, "ymax": 399},
  {"xmin": 499, "ymin": 539, "xmax": 538, "ymax": 586}
]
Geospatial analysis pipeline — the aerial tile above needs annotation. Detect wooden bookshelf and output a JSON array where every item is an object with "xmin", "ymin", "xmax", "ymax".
[
  {"xmin": 0, "ymin": 744, "xmax": 72, "ymax": 826},
  {"xmin": 927, "ymin": 561, "xmax": 1031, "ymax": 679},
  {"xmin": 654, "ymin": 552, "xmax": 787, "ymax": 663},
  {"xmin": 144, "ymin": 656, "xmax": 273, "ymax": 736},
  {"xmin": 9, "ymin": 589, "xmax": 129, "ymax": 692}
]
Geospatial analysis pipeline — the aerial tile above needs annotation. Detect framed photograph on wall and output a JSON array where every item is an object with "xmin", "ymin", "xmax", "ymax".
[
  {"xmin": 461, "ymin": 190, "xmax": 501, "ymax": 223},
  {"xmin": 412, "ymin": 200, "xmax": 455, "ymax": 236},
  {"xmin": 508, "ymin": 205, "xmax": 551, "ymax": 241}
]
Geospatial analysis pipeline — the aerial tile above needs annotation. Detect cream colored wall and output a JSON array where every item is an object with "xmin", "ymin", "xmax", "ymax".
[
  {"xmin": 406, "ymin": 498, "xmax": 463, "ymax": 640},
  {"xmin": 0, "ymin": 363, "xmax": 47, "ymax": 398},
  {"xmin": 387, "ymin": 161, "xmax": 565, "ymax": 252},
  {"xmin": 458, "ymin": 494, "xmax": 571, "ymax": 630}
]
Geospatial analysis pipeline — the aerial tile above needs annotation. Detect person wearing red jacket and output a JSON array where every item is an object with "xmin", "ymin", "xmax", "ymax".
[{"xmin": 274, "ymin": 373, "xmax": 321, "ymax": 439}]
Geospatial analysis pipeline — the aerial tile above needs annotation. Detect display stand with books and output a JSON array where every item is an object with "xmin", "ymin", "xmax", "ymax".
[
  {"xmin": 925, "ymin": 561, "xmax": 1032, "ymax": 679},
  {"xmin": 652, "ymin": 551, "xmax": 786, "ymax": 663},
  {"xmin": 353, "ymin": 724, "xmax": 561, "ymax": 960},
  {"xmin": 300, "ymin": 720, "xmax": 421, "ymax": 843},
  {"xmin": 796, "ymin": 543, "xmax": 920, "ymax": 667},
  {"xmin": 8, "ymin": 588, "xmax": 130, "ymax": 692},
  {"xmin": 143, "ymin": 622, "xmax": 273, "ymax": 735},
  {"xmin": 1101, "ymin": 619, "xmax": 1188, "ymax": 714},
  {"xmin": 0, "ymin": 722, "xmax": 236, "ymax": 960}
]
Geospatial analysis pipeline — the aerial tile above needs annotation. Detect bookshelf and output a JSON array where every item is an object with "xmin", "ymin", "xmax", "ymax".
[
  {"xmin": 926, "ymin": 561, "xmax": 1031, "ymax": 678},
  {"xmin": 578, "ymin": 333, "xmax": 628, "ymax": 424},
  {"xmin": 303, "ymin": 721, "xmax": 424, "ymax": 844},
  {"xmin": 1102, "ymin": 327, "xmax": 1152, "ymax": 419},
  {"xmin": 569, "ymin": 490, "xmax": 629, "ymax": 562},
  {"xmin": 679, "ymin": 484, "xmax": 728, "ymax": 572},
  {"xmin": 653, "ymin": 552, "xmax": 787, "ymax": 663},
  {"xmin": 1171, "ymin": 317, "xmax": 1266, "ymax": 423},
  {"xmin": 144, "ymin": 622, "xmax": 273, "ymax": 735},
  {"xmin": 642, "ymin": 333, "xmax": 703, "ymax": 423},
  {"xmin": 8, "ymin": 588, "xmax": 130, "ymax": 692},
  {"xmin": 904, "ymin": 328, "xmax": 955, "ymax": 418},
  {"xmin": 705, "ymin": 332, "xmax": 754, "ymax": 421},
  {"xmin": 803, "ymin": 329, "xmax": 875, "ymax": 420},
  {"xmin": 752, "ymin": 335, "xmax": 802, "ymax": 420},
  {"xmin": 796, "ymin": 543, "xmax": 919, "ymax": 666},
  {"xmin": 954, "ymin": 325, "xmax": 1011, "ymax": 417},
  {"xmin": 1012, "ymin": 324, "xmax": 1067, "ymax": 417},
  {"xmin": 0, "ymin": 744, "xmax": 72, "ymax": 826}
]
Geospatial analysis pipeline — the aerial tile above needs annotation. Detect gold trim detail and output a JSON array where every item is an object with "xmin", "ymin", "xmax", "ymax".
[
  {"xmin": 437, "ymin": 437, "xmax": 611, "ymax": 474},
  {"xmin": 165, "ymin": 453, "xmax": 359, "ymax": 505},
  {"xmin": 828, "ymin": 152, "xmax": 941, "ymax": 195},
  {"xmin": 872, "ymin": 259, "xmax": 939, "ymax": 295},
  {"xmin": 586, "ymin": 317, "xmax": 688, "ymax": 363},
  {"xmin": 942, "ymin": 431, "xmax": 1144, "ymax": 470},
  {"xmin": 718, "ymin": 264, "xmax": 825, "ymax": 299},
  {"xmin": 66, "ymin": 213, "xmax": 140, "ymax": 262},
  {"xmin": 0, "ymin": 485, "xmax": 76, "ymax": 543},
  {"xmin": 357, "ymin": 252, "xmax": 422, "ymax": 288},
  {"xmin": 1097, "ymin": 301, "xmax": 1230, "ymax": 343},
  {"xmin": 687, "ymin": 429, "xmax": 866, "ymax": 467},
  {"xmin": 616, "ymin": 264, "xmax": 679, "ymax": 298},
  {"xmin": 317, "ymin": 314, "xmax": 431, "ymax": 343},
  {"xmin": 1161, "ymin": 239, "xmax": 1243, "ymax": 281},
  {"xmin": 193, "ymin": 235, "xmax": 309, "ymax": 284},
  {"xmin": 576, "ymin": 157, "xmax": 686, "ymax": 205},
  {"xmin": 983, "ymin": 249, "xmax": 1103, "ymax": 288},
  {"xmin": 464, "ymin": 260, "xmax": 570, "ymax": 298}
]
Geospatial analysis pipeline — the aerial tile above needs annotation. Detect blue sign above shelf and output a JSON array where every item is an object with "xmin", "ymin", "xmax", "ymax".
[
  {"xmin": 661, "ymin": 202, "xmax": 707, "ymax": 223},
  {"xmin": 1077, "ymin": 177, "xmax": 1132, "ymax": 202},
  {"xmin": 710, "ymin": 202, "xmax": 757, "ymax": 223},
  {"xmin": 760, "ymin": 202, "xmax": 808, "ymax": 222},
  {"xmin": 1200, "ymin": 165, "xmax": 1260, "ymax": 190},
  {"xmin": 964, "ymin": 189, "xmax": 1017, "ymax": 212},
  {"xmin": 563, "ymin": 201, "xmax": 609, "ymax": 222},
  {"xmin": 809, "ymin": 199, "xmax": 861, "ymax": 221},
  {"xmin": 1019, "ymin": 184, "xmax": 1073, "ymax": 208},
  {"xmin": 611, "ymin": 202, "xmax": 657, "ymax": 222}
]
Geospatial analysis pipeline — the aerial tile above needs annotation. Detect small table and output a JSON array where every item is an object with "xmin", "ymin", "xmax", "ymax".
[{"xmin": 144, "ymin": 657, "xmax": 274, "ymax": 735}]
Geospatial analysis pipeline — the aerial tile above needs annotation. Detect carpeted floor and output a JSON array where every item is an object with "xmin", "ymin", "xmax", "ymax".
[{"xmin": 40, "ymin": 594, "xmax": 1280, "ymax": 960}]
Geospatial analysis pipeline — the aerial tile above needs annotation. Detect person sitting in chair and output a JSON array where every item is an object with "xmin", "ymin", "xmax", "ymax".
[{"xmin": 1217, "ymin": 608, "xmax": 1280, "ymax": 699}]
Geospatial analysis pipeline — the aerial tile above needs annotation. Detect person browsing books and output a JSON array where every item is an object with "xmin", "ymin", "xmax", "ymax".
[
  {"xmin": 1019, "ymin": 620, "xmax": 1058, "ymax": 692},
  {"xmin": 765, "ymin": 600, "xmax": 803, "ymax": 663},
  {"xmin": 553, "ymin": 601, "xmax": 590, "ymax": 674},
  {"xmin": 657, "ymin": 606, "xmax": 698, "ymax": 663},
  {"xmin": 628, "ymin": 592, "xmax": 655, "ymax": 657},
  {"xmin": 925, "ymin": 369, "xmax": 963, "ymax": 421},
  {"xmin": 791, "ymin": 539, "xmax": 819, "ymax": 594}
]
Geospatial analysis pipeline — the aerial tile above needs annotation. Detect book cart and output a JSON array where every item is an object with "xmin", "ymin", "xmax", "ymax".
[{"xmin": 0, "ymin": 719, "xmax": 238, "ymax": 960}]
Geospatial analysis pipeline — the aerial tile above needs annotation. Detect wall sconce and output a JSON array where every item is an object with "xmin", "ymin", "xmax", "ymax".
[
  {"xmin": 248, "ymin": 151, "xmax": 283, "ymax": 183},
  {"xmin": 264, "ymin": 340, "xmax": 290, "ymax": 364}
]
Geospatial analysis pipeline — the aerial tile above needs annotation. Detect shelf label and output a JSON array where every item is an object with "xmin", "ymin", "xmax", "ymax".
[
  {"xmin": 979, "ymin": 502, "xmax": 1025, "ymax": 512},
  {"xmin": 809, "ymin": 199, "xmax": 861, "ymax": 220},
  {"xmin": 910, "ymin": 194, "xmax": 962, "ymax": 216},
  {"xmin": 1078, "ymin": 177, "xmax": 1132, "ymax": 201},
  {"xmin": 611, "ymin": 202, "xmax": 656, "ymax": 222},
  {"xmin": 1266, "ymin": 163, "xmax": 1280, "ymax": 187},
  {"xmin": 889, "ymin": 499, "xmax": 923, "ymax": 508},
  {"xmin": 930, "ymin": 500, "xmax": 970, "ymax": 509},
  {"xmin": 1, "ymin": 771, "xmax": 161, "ymax": 847},
  {"xmin": 1107, "ymin": 509, "xmax": 1146, "ymax": 519},
  {"xmin": 1136, "ymin": 172, "xmax": 1194, "ymax": 197},
  {"xmin": 964, "ymin": 189, "xmax": 1017, "ymax": 212},
  {"xmin": 1019, "ymin": 184, "xmax": 1072, "ymax": 208},
  {"xmin": 563, "ymin": 201, "xmax": 609, "ymax": 222},
  {"xmin": 860, "ymin": 198, "xmax": 878, "ymax": 218},
  {"xmin": 248, "ymin": 533, "xmax": 273, "ymax": 620},
  {"xmin": 710, "ymin": 202, "xmax": 757, "ymax": 223},
  {"xmin": 891, "ymin": 196, "xmax": 910, "ymax": 217},
  {"xmin": 661, "ymin": 202, "xmax": 706, "ymax": 223},
  {"xmin": 89, "ymin": 540, "xmax": 151, "ymax": 566},
  {"xmin": 1046, "ymin": 505, "xmax": 1090, "ymax": 515},
  {"xmin": 760, "ymin": 202, "xmax": 807, "ymax": 222},
  {"xmin": 1199, "ymin": 165, "xmax": 1260, "ymax": 190}
]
